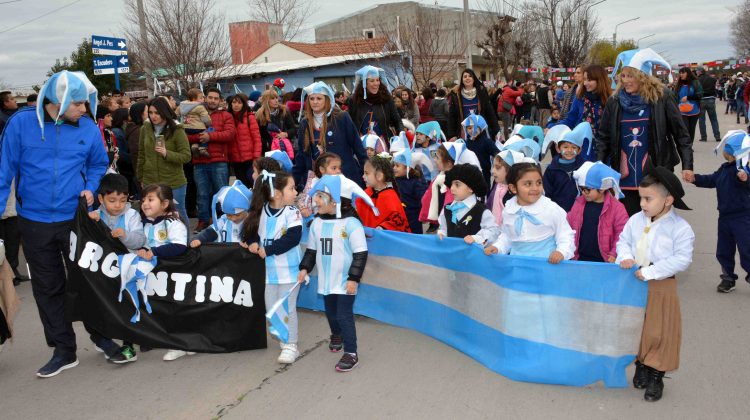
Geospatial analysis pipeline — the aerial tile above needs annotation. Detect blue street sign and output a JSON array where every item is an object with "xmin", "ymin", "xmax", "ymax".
[
  {"xmin": 93, "ymin": 55, "xmax": 130, "ymax": 76},
  {"xmin": 91, "ymin": 35, "xmax": 127, "ymax": 56}
]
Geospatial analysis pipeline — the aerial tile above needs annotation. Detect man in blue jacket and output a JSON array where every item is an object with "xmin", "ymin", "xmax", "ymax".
[{"xmin": 0, "ymin": 71, "xmax": 112, "ymax": 377}]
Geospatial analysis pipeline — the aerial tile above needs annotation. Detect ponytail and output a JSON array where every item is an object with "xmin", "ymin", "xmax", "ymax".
[{"xmin": 241, "ymin": 171, "xmax": 293, "ymax": 242}]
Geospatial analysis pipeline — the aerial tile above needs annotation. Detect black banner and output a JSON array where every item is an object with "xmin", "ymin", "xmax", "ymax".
[{"xmin": 66, "ymin": 200, "xmax": 267, "ymax": 352}]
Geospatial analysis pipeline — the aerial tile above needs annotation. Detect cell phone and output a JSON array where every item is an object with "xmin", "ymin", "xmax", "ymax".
[{"xmin": 155, "ymin": 135, "xmax": 165, "ymax": 149}]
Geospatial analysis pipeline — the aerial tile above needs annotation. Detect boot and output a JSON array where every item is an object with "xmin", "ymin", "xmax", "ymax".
[
  {"xmin": 644, "ymin": 366, "xmax": 665, "ymax": 402},
  {"xmin": 633, "ymin": 360, "xmax": 648, "ymax": 389}
]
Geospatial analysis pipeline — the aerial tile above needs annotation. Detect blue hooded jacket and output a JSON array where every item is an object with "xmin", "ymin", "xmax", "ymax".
[
  {"xmin": 0, "ymin": 107, "xmax": 109, "ymax": 222},
  {"xmin": 543, "ymin": 154, "xmax": 585, "ymax": 212}
]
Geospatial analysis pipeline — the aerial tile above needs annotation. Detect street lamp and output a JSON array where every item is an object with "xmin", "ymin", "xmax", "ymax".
[
  {"xmin": 636, "ymin": 34, "xmax": 655, "ymax": 47},
  {"xmin": 613, "ymin": 17, "xmax": 640, "ymax": 47}
]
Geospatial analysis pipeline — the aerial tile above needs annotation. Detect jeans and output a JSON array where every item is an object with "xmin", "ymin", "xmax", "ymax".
[
  {"xmin": 698, "ymin": 98, "xmax": 720, "ymax": 141},
  {"xmin": 172, "ymin": 184, "xmax": 189, "ymax": 231},
  {"xmin": 193, "ymin": 162, "xmax": 229, "ymax": 222},
  {"xmin": 265, "ymin": 283, "xmax": 300, "ymax": 344},
  {"xmin": 737, "ymin": 99, "xmax": 748, "ymax": 124},
  {"xmin": 324, "ymin": 294, "xmax": 357, "ymax": 354}
]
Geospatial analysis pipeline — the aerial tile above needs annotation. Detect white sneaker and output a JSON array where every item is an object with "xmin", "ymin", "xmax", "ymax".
[
  {"xmin": 277, "ymin": 344, "xmax": 299, "ymax": 364},
  {"xmin": 163, "ymin": 349, "xmax": 196, "ymax": 361}
]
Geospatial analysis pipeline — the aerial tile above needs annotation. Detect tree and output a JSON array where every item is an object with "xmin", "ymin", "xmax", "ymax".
[
  {"xmin": 247, "ymin": 0, "xmax": 315, "ymax": 41},
  {"xmin": 475, "ymin": 0, "xmax": 537, "ymax": 83},
  {"xmin": 526, "ymin": 0, "xmax": 598, "ymax": 68},
  {"xmin": 47, "ymin": 38, "xmax": 136, "ymax": 95},
  {"xmin": 123, "ymin": 0, "xmax": 230, "ymax": 90},
  {"xmin": 588, "ymin": 39, "xmax": 637, "ymax": 67},
  {"xmin": 731, "ymin": 0, "xmax": 750, "ymax": 57}
]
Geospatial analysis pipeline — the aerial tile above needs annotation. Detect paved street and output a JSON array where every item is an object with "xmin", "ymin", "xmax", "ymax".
[{"xmin": 1, "ymin": 110, "xmax": 749, "ymax": 419}]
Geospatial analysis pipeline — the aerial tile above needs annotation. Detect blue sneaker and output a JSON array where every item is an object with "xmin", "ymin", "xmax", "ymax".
[{"xmin": 37, "ymin": 354, "xmax": 79, "ymax": 378}]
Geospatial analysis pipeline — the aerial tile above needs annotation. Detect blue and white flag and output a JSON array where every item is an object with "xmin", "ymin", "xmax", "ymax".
[
  {"xmin": 117, "ymin": 253, "xmax": 158, "ymax": 323},
  {"xmin": 298, "ymin": 229, "xmax": 648, "ymax": 387},
  {"xmin": 266, "ymin": 282, "xmax": 301, "ymax": 343}
]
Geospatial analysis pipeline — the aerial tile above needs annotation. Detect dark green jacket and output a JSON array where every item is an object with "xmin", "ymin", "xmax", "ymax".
[{"xmin": 137, "ymin": 121, "xmax": 191, "ymax": 188}]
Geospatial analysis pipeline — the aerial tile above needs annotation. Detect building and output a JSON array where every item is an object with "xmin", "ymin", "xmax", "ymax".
[
  {"xmin": 314, "ymin": 1, "xmax": 504, "ymax": 87},
  {"xmin": 251, "ymin": 37, "xmax": 390, "ymax": 64},
  {"xmin": 229, "ymin": 21, "xmax": 284, "ymax": 65}
]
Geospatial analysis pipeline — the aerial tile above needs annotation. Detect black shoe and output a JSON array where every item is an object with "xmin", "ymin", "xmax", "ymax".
[
  {"xmin": 335, "ymin": 352, "xmax": 358, "ymax": 372},
  {"xmin": 12, "ymin": 276, "xmax": 29, "ymax": 286},
  {"xmin": 37, "ymin": 354, "xmax": 79, "ymax": 378},
  {"xmin": 633, "ymin": 360, "xmax": 648, "ymax": 389},
  {"xmin": 716, "ymin": 138, "xmax": 722, "ymax": 142},
  {"xmin": 109, "ymin": 345, "xmax": 137, "ymax": 364},
  {"xmin": 699, "ymin": 139, "xmax": 707, "ymax": 142},
  {"xmin": 717, "ymin": 277, "xmax": 736, "ymax": 293},
  {"xmin": 92, "ymin": 337, "xmax": 121, "ymax": 360},
  {"xmin": 644, "ymin": 367, "xmax": 665, "ymax": 402},
  {"xmin": 329, "ymin": 334, "xmax": 343, "ymax": 352}
]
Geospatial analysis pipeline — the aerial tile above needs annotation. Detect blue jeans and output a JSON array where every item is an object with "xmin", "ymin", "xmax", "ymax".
[
  {"xmin": 193, "ymin": 162, "xmax": 229, "ymax": 222},
  {"xmin": 737, "ymin": 99, "xmax": 748, "ymax": 123},
  {"xmin": 324, "ymin": 294, "xmax": 357, "ymax": 354},
  {"xmin": 172, "ymin": 184, "xmax": 189, "ymax": 231},
  {"xmin": 698, "ymin": 98, "xmax": 720, "ymax": 141}
]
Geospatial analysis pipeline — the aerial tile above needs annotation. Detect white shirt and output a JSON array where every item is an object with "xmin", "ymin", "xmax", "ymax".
[
  {"xmin": 616, "ymin": 209, "xmax": 695, "ymax": 280},
  {"xmin": 144, "ymin": 218, "xmax": 188, "ymax": 249},
  {"xmin": 438, "ymin": 194, "xmax": 500, "ymax": 245},
  {"xmin": 307, "ymin": 216, "xmax": 367, "ymax": 295},
  {"xmin": 491, "ymin": 195, "xmax": 576, "ymax": 259}
]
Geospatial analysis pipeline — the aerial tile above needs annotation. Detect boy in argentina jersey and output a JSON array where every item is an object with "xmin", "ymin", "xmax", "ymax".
[
  {"xmin": 89, "ymin": 174, "xmax": 146, "ymax": 252},
  {"xmin": 191, "ymin": 180, "xmax": 252, "ymax": 246},
  {"xmin": 299, "ymin": 174, "xmax": 375, "ymax": 372}
]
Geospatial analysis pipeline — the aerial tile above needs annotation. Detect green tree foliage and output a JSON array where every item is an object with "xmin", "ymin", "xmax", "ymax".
[
  {"xmin": 47, "ymin": 38, "xmax": 135, "ymax": 95},
  {"xmin": 587, "ymin": 39, "xmax": 637, "ymax": 67}
]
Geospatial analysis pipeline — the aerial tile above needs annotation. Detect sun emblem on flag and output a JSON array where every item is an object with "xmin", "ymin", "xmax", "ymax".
[
  {"xmin": 341, "ymin": 229, "xmax": 348, "ymax": 238},
  {"xmin": 281, "ymin": 227, "xmax": 287, "ymax": 236},
  {"xmin": 157, "ymin": 230, "xmax": 168, "ymax": 241}
]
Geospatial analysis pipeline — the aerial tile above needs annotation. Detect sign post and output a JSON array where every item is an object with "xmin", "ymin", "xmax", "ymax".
[{"xmin": 91, "ymin": 35, "xmax": 128, "ymax": 91}]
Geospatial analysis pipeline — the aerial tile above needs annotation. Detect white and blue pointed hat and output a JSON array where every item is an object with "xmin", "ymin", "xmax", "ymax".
[
  {"xmin": 389, "ymin": 131, "xmax": 409, "ymax": 153},
  {"xmin": 211, "ymin": 180, "xmax": 252, "ymax": 228},
  {"xmin": 354, "ymin": 65, "xmax": 387, "ymax": 99},
  {"xmin": 461, "ymin": 111, "xmax": 488, "ymax": 139},
  {"xmin": 542, "ymin": 124, "xmax": 571, "ymax": 156},
  {"xmin": 610, "ymin": 48, "xmax": 673, "ymax": 89},
  {"xmin": 716, "ymin": 130, "xmax": 750, "ymax": 169},
  {"xmin": 557, "ymin": 122, "xmax": 593, "ymax": 155},
  {"xmin": 265, "ymin": 150, "xmax": 293, "ymax": 173},
  {"xmin": 501, "ymin": 135, "xmax": 540, "ymax": 161},
  {"xmin": 393, "ymin": 141, "xmax": 434, "ymax": 179},
  {"xmin": 36, "ymin": 70, "xmax": 98, "ymax": 134},
  {"xmin": 498, "ymin": 149, "xmax": 537, "ymax": 166},
  {"xmin": 416, "ymin": 121, "xmax": 446, "ymax": 143},
  {"xmin": 442, "ymin": 141, "xmax": 466, "ymax": 163},
  {"xmin": 308, "ymin": 174, "xmax": 379, "ymax": 217},
  {"xmin": 572, "ymin": 161, "xmax": 625, "ymax": 198},
  {"xmin": 300, "ymin": 81, "xmax": 336, "ymax": 121},
  {"xmin": 361, "ymin": 133, "xmax": 386, "ymax": 153},
  {"xmin": 517, "ymin": 125, "xmax": 545, "ymax": 144}
]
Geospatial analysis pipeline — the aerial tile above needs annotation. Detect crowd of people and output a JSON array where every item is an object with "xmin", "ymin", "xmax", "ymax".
[{"xmin": 1, "ymin": 46, "xmax": 749, "ymax": 404}]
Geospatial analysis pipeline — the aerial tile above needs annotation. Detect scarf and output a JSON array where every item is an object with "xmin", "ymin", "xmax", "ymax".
[
  {"xmin": 489, "ymin": 183, "xmax": 507, "ymax": 226},
  {"xmin": 153, "ymin": 123, "xmax": 165, "ymax": 136},
  {"xmin": 582, "ymin": 91, "xmax": 601, "ymax": 135},
  {"xmin": 635, "ymin": 215, "xmax": 665, "ymax": 268},
  {"xmin": 313, "ymin": 112, "xmax": 324, "ymax": 129},
  {"xmin": 445, "ymin": 201, "xmax": 467, "ymax": 223},
  {"xmin": 461, "ymin": 87, "xmax": 477, "ymax": 100},
  {"xmin": 618, "ymin": 90, "xmax": 649, "ymax": 115},
  {"xmin": 513, "ymin": 208, "xmax": 543, "ymax": 236},
  {"xmin": 428, "ymin": 172, "xmax": 448, "ymax": 221}
]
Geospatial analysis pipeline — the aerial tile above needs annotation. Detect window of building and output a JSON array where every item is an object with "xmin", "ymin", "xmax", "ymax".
[{"xmin": 363, "ymin": 29, "xmax": 375, "ymax": 39}]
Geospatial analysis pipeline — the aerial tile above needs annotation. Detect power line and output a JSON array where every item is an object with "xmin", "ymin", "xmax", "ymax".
[
  {"xmin": 0, "ymin": 0, "xmax": 82, "ymax": 35},
  {"xmin": 0, "ymin": 0, "xmax": 23, "ymax": 5}
]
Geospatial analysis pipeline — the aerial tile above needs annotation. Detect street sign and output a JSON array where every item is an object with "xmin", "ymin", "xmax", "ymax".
[
  {"xmin": 91, "ymin": 35, "xmax": 127, "ymax": 56},
  {"xmin": 93, "ymin": 55, "xmax": 130, "ymax": 75}
]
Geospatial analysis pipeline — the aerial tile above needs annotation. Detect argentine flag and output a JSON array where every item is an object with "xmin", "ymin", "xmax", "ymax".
[
  {"xmin": 265, "ymin": 283, "xmax": 301, "ymax": 343},
  {"xmin": 118, "ymin": 253, "xmax": 158, "ymax": 323}
]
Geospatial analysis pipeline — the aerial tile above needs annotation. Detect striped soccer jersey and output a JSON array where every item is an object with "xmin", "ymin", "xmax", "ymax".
[
  {"xmin": 307, "ymin": 216, "xmax": 367, "ymax": 295},
  {"xmin": 144, "ymin": 218, "xmax": 187, "ymax": 249},
  {"xmin": 259, "ymin": 204, "xmax": 303, "ymax": 284},
  {"xmin": 211, "ymin": 215, "xmax": 244, "ymax": 243}
]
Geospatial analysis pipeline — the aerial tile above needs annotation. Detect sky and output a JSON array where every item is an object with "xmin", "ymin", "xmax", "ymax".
[{"xmin": 0, "ymin": 0, "xmax": 739, "ymax": 90}]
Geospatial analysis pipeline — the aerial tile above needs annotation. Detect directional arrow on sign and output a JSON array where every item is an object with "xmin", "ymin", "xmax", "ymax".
[
  {"xmin": 118, "ymin": 40, "xmax": 126, "ymax": 49},
  {"xmin": 119, "ymin": 57, "xmax": 128, "ymax": 66}
]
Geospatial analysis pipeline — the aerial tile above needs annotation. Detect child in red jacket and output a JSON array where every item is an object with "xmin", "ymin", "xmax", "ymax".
[
  {"xmin": 356, "ymin": 153, "xmax": 410, "ymax": 232},
  {"xmin": 566, "ymin": 161, "xmax": 629, "ymax": 262}
]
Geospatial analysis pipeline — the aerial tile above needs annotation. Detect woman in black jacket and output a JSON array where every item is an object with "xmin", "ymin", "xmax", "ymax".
[
  {"xmin": 346, "ymin": 65, "xmax": 403, "ymax": 142},
  {"xmin": 446, "ymin": 68, "xmax": 499, "ymax": 140},
  {"xmin": 596, "ymin": 65, "xmax": 693, "ymax": 215}
]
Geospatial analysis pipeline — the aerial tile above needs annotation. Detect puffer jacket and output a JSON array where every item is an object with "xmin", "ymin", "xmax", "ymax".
[
  {"xmin": 228, "ymin": 112, "xmax": 262, "ymax": 163},
  {"xmin": 566, "ymin": 192, "xmax": 629, "ymax": 261},
  {"xmin": 186, "ymin": 109, "xmax": 236, "ymax": 163},
  {"xmin": 595, "ymin": 88, "xmax": 693, "ymax": 172}
]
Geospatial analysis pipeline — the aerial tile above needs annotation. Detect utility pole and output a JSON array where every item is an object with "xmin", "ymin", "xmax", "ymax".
[
  {"xmin": 463, "ymin": 0, "xmax": 472, "ymax": 69},
  {"xmin": 137, "ymin": 0, "xmax": 153, "ymax": 98}
]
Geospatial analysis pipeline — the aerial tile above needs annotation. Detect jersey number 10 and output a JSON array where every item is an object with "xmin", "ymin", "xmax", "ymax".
[{"xmin": 320, "ymin": 237, "xmax": 333, "ymax": 256}]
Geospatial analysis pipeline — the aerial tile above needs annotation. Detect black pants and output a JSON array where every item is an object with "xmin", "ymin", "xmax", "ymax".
[
  {"xmin": 681, "ymin": 115, "xmax": 699, "ymax": 144},
  {"xmin": 0, "ymin": 216, "xmax": 21, "ymax": 278},
  {"xmin": 183, "ymin": 163, "xmax": 197, "ymax": 217},
  {"xmin": 232, "ymin": 160, "xmax": 254, "ymax": 189},
  {"xmin": 621, "ymin": 190, "xmax": 642, "ymax": 216},
  {"xmin": 717, "ymin": 215, "xmax": 750, "ymax": 280},
  {"xmin": 324, "ymin": 294, "xmax": 357, "ymax": 354}
]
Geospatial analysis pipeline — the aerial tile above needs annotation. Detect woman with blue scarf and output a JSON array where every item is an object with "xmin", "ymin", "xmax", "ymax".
[
  {"xmin": 595, "ymin": 49, "xmax": 693, "ymax": 215},
  {"xmin": 554, "ymin": 65, "xmax": 611, "ymax": 161}
]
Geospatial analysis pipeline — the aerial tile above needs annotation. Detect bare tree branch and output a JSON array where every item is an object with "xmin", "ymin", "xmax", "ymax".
[
  {"xmin": 526, "ymin": 0, "xmax": 598, "ymax": 68},
  {"xmin": 246, "ymin": 0, "xmax": 315, "ymax": 41},
  {"xmin": 475, "ymin": 0, "xmax": 537, "ymax": 82},
  {"xmin": 731, "ymin": 1, "xmax": 750, "ymax": 57}
]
